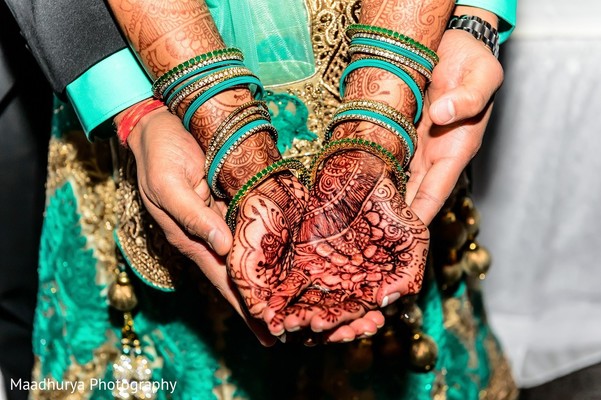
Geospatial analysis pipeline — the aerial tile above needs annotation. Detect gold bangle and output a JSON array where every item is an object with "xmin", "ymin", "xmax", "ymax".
[
  {"xmin": 168, "ymin": 66, "xmax": 253, "ymax": 114},
  {"xmin": 331, "ymin": 99, "xmax": 418, "ymax": 146},
  {"xmin": 209, "ymin": 122, "xmax": 278, "ymax": 199},
  {"xmin": 348, "ymin": 45, "xmax": 432, "ymax": 81}
]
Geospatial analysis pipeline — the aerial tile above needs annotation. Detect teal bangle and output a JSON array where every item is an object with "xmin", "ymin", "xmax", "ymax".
[
  {"xmin": 351, "ymin": 37, "xmax": 434, "ymax": 72},
  {"xmin": 325, "ymin": 109, "xmax": 415, "ymax": 166},
  {"xmin": 339, "ymin": 58, "xmax": 423, "ymax": 123},
  {"xmin": 165, "ymin": 64, "xmax": 239, "ymax": 106},
  {"xmin": 162, "ymin": 60, "xmax": 245, "ymax": 100},
  {"xmin": 207, "ymin": 119, "xmax": 276, "ymax": 198},
  {"xmin": 182, "ymin": 74, "xmax": 264, "ymax": 130},
  {"xmin": 348, "ymin": 45, "xmax": 432, "ymax": 80}
]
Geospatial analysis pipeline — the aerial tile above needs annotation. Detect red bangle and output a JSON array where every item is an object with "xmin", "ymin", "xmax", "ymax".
[{"xmin": 116, "ymin": 98, "xmax": 165, "ymax": 146}]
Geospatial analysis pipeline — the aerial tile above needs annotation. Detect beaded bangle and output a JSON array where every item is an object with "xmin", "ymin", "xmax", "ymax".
[
  {"xmin": 348, "ymin": 45, "xmax": 432, "ymax": 81},
  {"xmin": 346, "ymin": 24, "xmax": 438, "ymax": 64},
  {"xmin": 153, "ymin": 48, "xmax": 243, "ymax": 97},
  {"xmin": 324, "ymin": 110, "xmax": 414, "ymax": 167},
  {"xmin": 351, "ymin": 37, "xmax": 434, "ymax": 72},
  {"xmin": 205, "ymin": 102, "xmax": 270, "ymax": 169},
  {"xmin": 331, "ymin": 99, "xmax": 417, "ymax": 145},
  {"xmin": 162, "ymin": 60, "xmax": 245, "ymax": 102},
  {"xmin": 207, "ymin": 120, "xmax": 278, "ymax": 199},
  {"xmin": 308, "ymin": 138, "xmax": 407, "ymax": 194},
  {"xmin": 224, "ymin": 158, "xmax": 308, "ymax": 232},
  {"xmin": 339, "ymin": 58, "xmax": 424, "ymax": 123},
  {"xmin": 205, "ymin": 112, "xmax": 273, "ymax": 172},
  {"xmin": 167, "ymin": 66, "xmax": 251, "ymax": 114},
  {"xmin": 116, "ymin": 98, "xmax": 165, "ymax": 146},
  {"xmin": 352, "ymin": 33, "xmax": 438, "ymax": 68},
  {"xmin": 182, "ymin": 74, "xmax": 264, "ymax": 130}
]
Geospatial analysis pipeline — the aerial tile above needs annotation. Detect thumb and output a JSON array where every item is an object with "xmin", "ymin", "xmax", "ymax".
[
  {"xmin": 429, "ymin": 66, "xmax": 502, "ymax": 125},
  {"xmin": 157, "ymin": 182, "xmax": 232, "ymax": 255}
]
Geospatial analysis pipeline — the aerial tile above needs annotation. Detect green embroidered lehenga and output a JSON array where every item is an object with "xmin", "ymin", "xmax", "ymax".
[{"xmin": 31, "ymin": 1, "xmax": 517, "ymax": 399}]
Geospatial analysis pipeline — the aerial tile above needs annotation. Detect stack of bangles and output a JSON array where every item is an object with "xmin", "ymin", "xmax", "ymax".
[
  {"xmin": 325, "ymin": 24, "xmax": 439, "ymax": 193},
  {"xmin": 152, "ymin": 48, "xmax": 308, "ymax": 233}
]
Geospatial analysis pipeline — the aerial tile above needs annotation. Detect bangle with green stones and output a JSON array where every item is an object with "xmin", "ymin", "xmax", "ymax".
[
  {"xmin": 225, "ymin": 158, "xmax": 308, "ymax": 232},
  {"xmin": 348, "ymin": 44, "xmax": 432, "ymax": 81},
  {"xmin": 308, "ymin": 138, "xmax": 407, "ymax": 195},
  {"xmin": 339, "ymin": 57, "xmax": 424, "ymax": 123},
  {"xmin": 346, "ymin": 24, "xmax": 438, "ymax": 64},
  {"xmin": 153, "ymin": 48, "xmax": 243, "ymax": 98}
]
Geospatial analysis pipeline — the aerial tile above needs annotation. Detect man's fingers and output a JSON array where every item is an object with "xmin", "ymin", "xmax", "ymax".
[
  {"xmin": 147, "ymin": 178, "xmax": 232, "ymax": 255},
  {"xmin": 406, "ymin": 159, "xmax": 462, "ymax": 225},
  {"xmin": 429, "ymin": 63, "xmax": 502, "ymax": 125}
]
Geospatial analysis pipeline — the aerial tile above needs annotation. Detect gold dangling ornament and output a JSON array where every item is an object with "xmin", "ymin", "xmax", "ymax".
[{"xmin": 108, "ymin": 260, "xmax": 156, "ymax": 399}]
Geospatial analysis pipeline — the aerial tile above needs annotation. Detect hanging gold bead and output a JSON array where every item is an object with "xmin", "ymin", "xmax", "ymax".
[
  {"xmin": 437, "ymin": 212, "xmax": 468, "ymax": 250},
  {"xmin": 463, "ymin": 244, "xmax": 492, "ymax": 279},
  {"xmin": 409, "ymin": 332, "xmax": 438, "ymax": 371},
  {"xmin": 400, "ymin": 303, "xmax": 423, "ymax": 329},
  {"xmin": 459, "ymin": 198, "xmax": 481, "ymax": 238},
  {"xmin": 345, "ymin": 338, "xmax": 374, "ymax": 373},
  {"xmin": 108, "ymin": 272, "xmax": 138, "ymax": 312},
  {"xmin": 440, "ymin": 256, "xmax": 467, "ymax": 288}
]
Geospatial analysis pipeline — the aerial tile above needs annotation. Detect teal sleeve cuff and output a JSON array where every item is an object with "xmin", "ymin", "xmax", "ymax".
[
  {"xmin": 455, "ymin": 0, "xmax": 517, "ymax": 43},
  {"xmin": 65, "ymin": 48, "xmax": 153, "ymax": 141}
]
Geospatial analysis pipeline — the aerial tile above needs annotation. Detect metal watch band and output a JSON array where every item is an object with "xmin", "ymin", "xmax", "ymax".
[{"xmin": 447, "ymin": 15, "xmax": 500, "ymax": 58}]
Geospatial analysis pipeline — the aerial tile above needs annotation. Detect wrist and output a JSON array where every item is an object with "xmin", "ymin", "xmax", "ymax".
[{"xmin": 114, "ymin": 98, "xmax": 166, "ymax": 147}]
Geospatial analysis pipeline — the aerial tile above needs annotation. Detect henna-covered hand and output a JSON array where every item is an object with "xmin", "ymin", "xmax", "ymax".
[
  {"xmin": 227, "ymin": 172, "xmax": 309, "ymax": 319},
  {"xmin": 264, "ymin": 151, "xmax": 429, "ymax": 335}
]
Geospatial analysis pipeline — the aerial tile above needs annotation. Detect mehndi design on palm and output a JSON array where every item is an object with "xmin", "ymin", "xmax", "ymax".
[{"xmin": 264, "ymin": 150, "xmax": 429, "ymax": 335}]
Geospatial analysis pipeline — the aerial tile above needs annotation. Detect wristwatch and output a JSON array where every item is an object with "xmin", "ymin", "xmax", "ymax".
[{"xmin": 447, "ymin": 15, "xmax": 500, "ymax": 58}]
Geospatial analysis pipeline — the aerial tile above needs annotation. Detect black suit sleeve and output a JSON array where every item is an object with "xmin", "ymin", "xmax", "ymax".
[{"xmin": 3, "ymin": 0, "xmax": 126, "ymax": 94}]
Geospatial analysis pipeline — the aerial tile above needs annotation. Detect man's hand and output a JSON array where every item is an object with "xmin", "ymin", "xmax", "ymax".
[
  {"xmin": 123, "ymin": 107, "xmax": 275, "ymax": 346},
  {"xmin": 406, "ymin": 29, "xmax": 504, "ymax": 225}
]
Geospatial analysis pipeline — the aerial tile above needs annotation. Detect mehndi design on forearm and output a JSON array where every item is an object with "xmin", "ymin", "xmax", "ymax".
[{"xmin": 108, "ymin": 0, "xmax": 280, "ymax": 197}]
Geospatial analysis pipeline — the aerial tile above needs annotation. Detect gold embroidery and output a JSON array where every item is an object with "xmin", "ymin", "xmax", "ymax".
[{"xmin": 113, "ymin": 144, "xmax": 190, "ymax": 291}]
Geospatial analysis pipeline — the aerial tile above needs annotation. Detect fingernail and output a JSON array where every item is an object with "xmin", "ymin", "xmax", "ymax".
[
  {"xmin": 288, "ymin": 326, "xmax": 301, "ymax": 332},
  {"xmin": 381, "ymin": 292, "xmax": 401, "ymax": 308},
  {"xmin": 272, "ymin": 328, "xmax": 285, "ymax": 336},
  {"xmin": 432, "ymin": 99, "xmax": 455, "ymax": 124},
  {"xmin": 342, "ymin": 337, "xmax": 354, "ymax": 343}
]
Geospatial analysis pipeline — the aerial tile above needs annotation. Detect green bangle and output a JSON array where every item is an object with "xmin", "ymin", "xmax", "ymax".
[
  {"xmin": 153, "ymin": 48, "xmax": 243, "ymax": 97},
  {"xmin": 225, "ymin": 158, "xmax": 308, "ymax": 232},
  {"xmin": 346, "ymin": 24, "xmax": 438, "ymax": 64},
  {"xmin": 308, "ymin": 138, "xmax": 407, "ymax": 194}
]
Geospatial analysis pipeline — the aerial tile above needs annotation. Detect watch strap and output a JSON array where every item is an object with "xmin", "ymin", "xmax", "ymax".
[{"xmin": 447, "ymin": 15, "xmax": 500, "ymax": 58}]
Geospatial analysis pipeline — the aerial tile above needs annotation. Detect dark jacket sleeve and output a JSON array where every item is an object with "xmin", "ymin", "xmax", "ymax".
[{"xmin": 3, "ymin": 0, "xmax": 127, "ymax": 94}]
